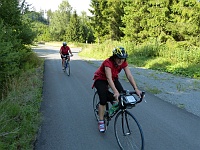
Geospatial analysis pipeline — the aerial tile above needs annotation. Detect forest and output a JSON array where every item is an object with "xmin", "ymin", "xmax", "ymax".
[{"xmin": 1, "ymin": 0, "xmax": 200, "ymax": 94}]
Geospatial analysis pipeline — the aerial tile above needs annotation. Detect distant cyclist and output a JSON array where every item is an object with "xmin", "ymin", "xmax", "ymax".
[
  {"xmin": 60, "ymin": 42, "xmax": 73, "ymax": 70},
  {"xmin": 93, "ymin": 46, "xmax": 141, "ymax": 133}
]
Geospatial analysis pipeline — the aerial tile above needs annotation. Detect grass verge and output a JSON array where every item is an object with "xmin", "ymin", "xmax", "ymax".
[
  {"xmin": 79, "ymin": 41, "xmax": 200, "ymax": 79},
  {"xmin": 0, "ymin": 62, "xmax": 44, "ymax": 149}
]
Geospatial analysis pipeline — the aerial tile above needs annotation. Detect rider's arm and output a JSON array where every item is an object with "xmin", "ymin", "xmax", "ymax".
[
  {"xmin": 105, "ymin": 67, "xmax": 119, "ymax": 101},
  {"xmin": 124, "ymin": 66, "xmax": 141, "ymax": 97},
  {"xmin": 69, "ymin": 48, "xmax": 73, "ymax": 56},
  {"xmin": 59, "ymin": 47, "xmax": 63, "ymax": 55}
]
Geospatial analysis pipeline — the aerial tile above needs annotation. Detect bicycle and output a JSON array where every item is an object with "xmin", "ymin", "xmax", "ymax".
[
  {"xmin": 63, "ymin": 55, "xmax": 71, "ymax": 76},
  {"xmin": 93, "ymin": 89, "xmax": 145, "ymax": 150}
]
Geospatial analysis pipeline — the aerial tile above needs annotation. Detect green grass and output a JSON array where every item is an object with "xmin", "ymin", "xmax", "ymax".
[
  {"xmin": 0, "ymin": 61, "xmax": 44, "ymax": 149},
  {"xmin": 192, "ymin": 80, "xmax": 200, "ymax": 90},
  {"xmin": 178, "ymin": 103, "xmax": 185, "ymax": 109},
  {"xmin": 176, "ymin": 82, "xmax": 186, "ymax": 92},
  {"xmin": 79, "ymin": 41, "xmax": 200, "ymax": 79},
  {"xmin": 145, "ymin": 86, "xmax": 162, "ymax": 94}
]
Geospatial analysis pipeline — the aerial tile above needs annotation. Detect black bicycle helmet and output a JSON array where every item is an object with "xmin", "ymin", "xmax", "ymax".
[
  {"xmin": 113, "ymin": 46, "xmax": 128, "ymax": 59},
  {"xmin": 63, "ymin": 42, "xmax": 67, "ymax": 46}
]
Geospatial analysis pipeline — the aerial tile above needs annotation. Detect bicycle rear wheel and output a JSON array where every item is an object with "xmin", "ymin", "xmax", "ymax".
[
  {"xmin": 114, "ymin": 110, "xmax": 144, "ymax": 150},
  {"xmin": 66, "ymin": 61, "xmax": 70, "ymax": 76},
  {"xmin": 93, "ymin": 91, "xmax": 100, "ymax": 121}
]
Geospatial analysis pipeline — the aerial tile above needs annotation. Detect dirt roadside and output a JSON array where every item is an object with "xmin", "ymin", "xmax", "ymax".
[{"xmin": 125, "ymin": 66, "xmax": 200, "ymax": 117}]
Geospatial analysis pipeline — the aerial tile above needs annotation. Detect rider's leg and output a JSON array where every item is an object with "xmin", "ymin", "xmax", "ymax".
[
  {"xmin": 67, "ymin": 56, "xmax": 70, "ymax": 61},
  {"xmin": 62, "ymin": 58, "xmax": 66, "ymax": 68},
  {"xmin": 61, "ymin": 56, "xmax": 64, "ymax": 68},
  {"xmin": 95, "ymin": 80, "xmax": 108, "ymax": 120},
  {"xmin": 99, "ymin": 104, "xmax": 105, "ymax": 121}
]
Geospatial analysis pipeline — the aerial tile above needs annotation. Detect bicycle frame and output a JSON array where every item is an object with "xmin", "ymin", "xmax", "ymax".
[
  {"xmin": 93, "ymin": 90, "xmax": 145, "ymax": 150},
  {"xmin": 104, "ymin": 91, "xmax": 145, "ymax": 126},
  {"xmin": 65, "ymin": 58, "xmax": 69, "ymax": 67},
  {"xmin": 122, "ymin": 111, "xmax": 131, "ymax": 136},
  {"xmin": 63, "ymin": 55, "xmax": 71, "ymax": 76}
]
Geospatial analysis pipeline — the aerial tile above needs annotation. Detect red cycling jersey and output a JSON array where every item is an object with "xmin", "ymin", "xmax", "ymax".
[
  {"xmin": 93, "ymin": 58, "xmax": 128, "ymax": 81},
  {"xmin": 60, "ymin": 46, "xmax": 70, "ymax": 55}
]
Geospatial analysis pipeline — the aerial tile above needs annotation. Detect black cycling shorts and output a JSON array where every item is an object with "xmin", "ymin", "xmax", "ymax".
[
  {"xmin": 61, "ymin": 54, "xmax": 69, "ymax": 59},
  {"xmin": 94, "ymin": 79, "xmax": 124, "ymax": 105}
]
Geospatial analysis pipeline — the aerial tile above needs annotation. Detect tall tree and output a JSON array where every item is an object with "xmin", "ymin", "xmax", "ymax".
[
  {"xmin": 167, "ymin": 0, "xmax": 200, "ymax": 44},
  {"xmin": 145, "ymin": 1, "xmax": 170, "ymax": 42},
  {"xmin": 0, "ymin": 0, "xmax": 21, "ymax": 26},
  {"xmin": 121, "ymin": 0, "xmax": 200, "ymax": 44},
  {"xmin": 0, "ymin": 0, "xmax": 36, "ymax": 93},
  {"xmin": 49, "ymin": 0, "xmax": 72, "ymax": 41},
  {"xmin": 79, "ymin": 11, "xmax": 94, "ymax": 43},
  {"xmin": 106, "ymin": 0, "xmax": 125, "ymax": 41},
  {"xmin": 65, "ymin": 10, "xmax": 81, "ymax": 42},
  {"xmin": 46, "ymin": 9, "xmax": 53, "ymax": 24},
  {"xmin": 121, "ymin": 0, "xmax": 146, "ymax": 43},
  {"xmin": 89, "ymin": 0, "xmax": 109, "ymax": 43}
]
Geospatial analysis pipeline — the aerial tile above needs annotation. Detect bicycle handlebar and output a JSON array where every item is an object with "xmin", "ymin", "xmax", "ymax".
[{"xmin": 120, "ymin": 90, "xmax": 145, "ymax": 104}]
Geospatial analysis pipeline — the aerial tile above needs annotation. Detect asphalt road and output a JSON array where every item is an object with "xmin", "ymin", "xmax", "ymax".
[{"xmin": 34, "ymin": 45, "xmax": 200, "ymax": 150}]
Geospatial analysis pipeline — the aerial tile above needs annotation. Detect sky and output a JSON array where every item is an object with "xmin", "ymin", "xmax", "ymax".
[{"xmin": 26, "ymin": 0, "xmax": 91, "ymax": 15}]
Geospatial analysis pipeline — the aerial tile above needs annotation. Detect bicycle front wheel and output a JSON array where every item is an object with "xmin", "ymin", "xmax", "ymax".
[
  {"xmin": 114, "ymin": 110, "xmax": 144, "ymax": 150},
  {"xmin": 66, "ymin": 62, "xmax": 70, "ymax": 76}
]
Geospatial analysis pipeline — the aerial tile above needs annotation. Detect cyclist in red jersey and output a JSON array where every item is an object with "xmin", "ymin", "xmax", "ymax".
[
  {"xmin": 59, "ymin": 42, "xmax": 73, "ymax": 70},
  {"xmin": 93, "ymin": 46, "xmax": 141, "ymax": 133}
]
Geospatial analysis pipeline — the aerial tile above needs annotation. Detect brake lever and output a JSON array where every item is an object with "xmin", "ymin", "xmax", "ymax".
[
  {"xmin": 141, "ymin": 91, "xmax": 147, "ymax": 103},
  {"xmin": 138, "ymin": 91, "xmax": 146, "ymax": 103}
]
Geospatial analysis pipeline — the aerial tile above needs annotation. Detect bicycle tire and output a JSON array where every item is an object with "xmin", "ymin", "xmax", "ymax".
[
  {"xmin": 114, "ymin": 110, "xmax": 144, "ymax": 150},
  {"xmin": 63, "ymin": 61, "xmax": 66, "ymax": 72},
  {"xmin": 66, "ymin": 61, "xmax": 70, "ymax": 76},
  {"xmin": 93, "ymin": 91, "xmax": 100, "ymax": 121}
]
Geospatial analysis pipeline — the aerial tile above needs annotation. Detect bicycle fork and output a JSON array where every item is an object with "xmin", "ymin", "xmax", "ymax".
[{"xmin": 121, "ymin": 111, "xmax": 131, "ymax": 136}]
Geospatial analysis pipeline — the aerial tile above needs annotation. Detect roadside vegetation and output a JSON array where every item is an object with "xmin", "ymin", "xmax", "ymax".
[
  {"xmin": 0, "ymin": 0, "xmax": 43, "ymax": 149},
  {"xmin": 1, "ymin": 0, "xmax": 200, "ymax": 149},
  {"xmin": 0, "ymin": 58, "xmax": 43, "ymax": 149},
  {"xmin": 79, "ymin": 40, "xmax": 200, "ymax": 79}
]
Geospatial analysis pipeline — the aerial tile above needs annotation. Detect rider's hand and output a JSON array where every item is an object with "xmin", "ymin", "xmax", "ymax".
[
  {"xmin": 113, "ymin": 91, "xmax": 120, "ymax": 102},
  {"xmin": 71, "ymin": 54, "xmax": 73, "ymax": 57},
  {"xmin": 135, "ymin": 88, "xmax": 141, "ymax": 98}
]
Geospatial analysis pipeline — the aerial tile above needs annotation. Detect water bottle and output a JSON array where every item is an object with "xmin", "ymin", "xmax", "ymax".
[{"xmin": 109, "ymin": 102, "xmax": 119, "ymax": 116}]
